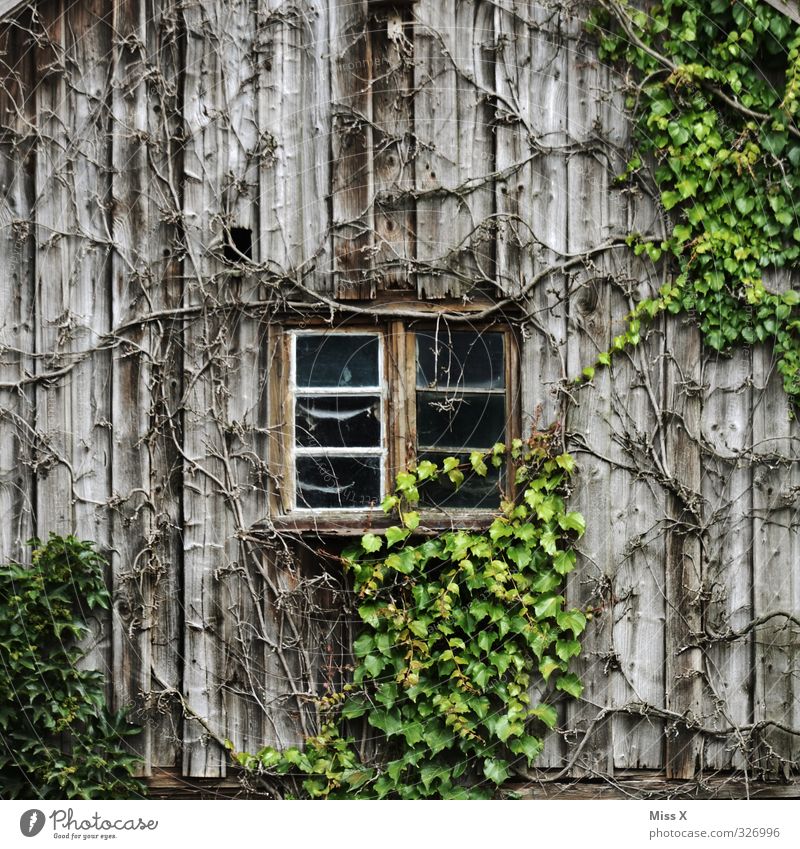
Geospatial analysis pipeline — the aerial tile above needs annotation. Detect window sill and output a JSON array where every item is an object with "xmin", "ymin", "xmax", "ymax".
[{"xmin": 255, "ymin": 510, "xmax": 498, "ymax": 536}]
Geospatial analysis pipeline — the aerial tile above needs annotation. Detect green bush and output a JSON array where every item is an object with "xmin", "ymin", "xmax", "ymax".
[{"xmin": 0, "ymin": 535, "xmax": 145, "ymax": 799}]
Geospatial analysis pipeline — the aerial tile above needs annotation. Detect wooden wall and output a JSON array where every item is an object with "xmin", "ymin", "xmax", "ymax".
[{"xmin": 0, "ymin": 0, "xmax": 798, "ymax": 789}]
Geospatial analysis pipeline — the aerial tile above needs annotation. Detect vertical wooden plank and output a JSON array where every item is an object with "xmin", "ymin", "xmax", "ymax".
[
  {"xmin": 607, "ymin": 293, "xmax": 667, "ymax": 769},
  {"xmin": 414, "ymin": 0, "xmax": 494, "ymax": 299},
  {"xmin": 330, "ymin": 0, "xmax": 374, "ymax": 298},
  {"xmin": 34, "ymin": 0, "xmax": 114, "ymax": 683},
  {"xmin": 214, "ymin": 0, "xmax": 272, "ymax": 759},
  {"xmin": 495, "ymin": 0, "xmax": 569, "ymax": 767},
  {"xmin": 752, "ymin": 338, "xmax": 800, "ymax": 776},
  {"xmin": 257, "ymin": 1, "xmax": 330, "ymax": 292},
  {"xmin": 108, "ymin": 0, "xmax": 173, "ymax": 775},
  {"xmin": 563, "ymin": 73, "xmax": 614, "ymax": 779},
  {"xmin": 33, "ymin": 0, "xmax": 73, "ymax": 539},
  {"xmin": 370, "ymin": 5, "xmax": 414, "ymax": 290},
  {"xmin": 496, "ymin": 1, "xmax": 568, "ymax": 431},
  {"xmin": 0, "ymin": 12, "xmax": 35, "ymax": 562},
  {"xmin": 700, "ymin": 350, "xmax": 753, "ymax": 770},
  {"xmin": 181, "ymin": 0, "xmax": 229, "ymax": 778},
  {"xmin": 144, "ymin": 0, "xmax": 185, "ymax": 771},
  {"xmin": 664, "ymin": 319, "xmax": 704, "ymax": 778}
]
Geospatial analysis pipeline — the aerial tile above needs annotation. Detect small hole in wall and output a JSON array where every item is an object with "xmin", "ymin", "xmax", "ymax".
[{"xmin": 223, "ymin": 226, "xmax": 253, "ymax": 264}]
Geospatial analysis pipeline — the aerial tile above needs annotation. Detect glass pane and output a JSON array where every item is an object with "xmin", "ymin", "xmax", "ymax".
[
  {"xmin": 295, "ymin": 395, "xmax": 381, "ymax": 448},
  {"xmin": 418, "ymin": 452, "xmax": 503, "ymax": 510},
  {"xmin": 296, "ymin": 455, "xmax": 382, "ymax": 509},
  {"xmin": 416, "ymin": 391, "xmax": 505, "ymax": 451},
  {"xmin": 416, "ymin": 331, "xmax": 505, "ymax": 390},
  {"xmin": 296, "ymin": 334, "xmax": 380, "ymax": 387}
]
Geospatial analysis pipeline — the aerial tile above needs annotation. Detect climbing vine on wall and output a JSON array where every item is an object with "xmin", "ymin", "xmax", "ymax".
[
  {"xmin": 234, "ymin": 432, "xmax": 587, "ymax": 799},
  {"xmin": 591, "ymin": 0, "xmax": 800, "ymax": 398}
]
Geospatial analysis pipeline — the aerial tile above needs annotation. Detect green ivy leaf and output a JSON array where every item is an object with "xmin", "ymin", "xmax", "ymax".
[
  {"xmin": 558, "ymin": 512, "xmax": 586, "ymax": 536},
  {"xmin": 482, "ymin": 758, "xmax": 510, "ymax": 785},
  {"xmin": 385, "ymin": 526, "xmax": 410, "ymax": 548},
  {"xmin": 469, "ymin": 451, "xmax": 488, "ymax": 477},
  {"xmin": 529, "ymin": 704, "xmax": 558, "ymax": 729},
  {"xmin": 556, "ymin": 673, "xmax": 584, "ymax": 699},
  {"xmin": 361, "ymin": 533, "xmax": 383, "ymax": 553},
  {"xmin": 556, "ymin": 609, "xmax": 588, "ymax": 638},
  {"xmin": 416, "ymin": 460, "xmax": 438, "ymax": 480}
]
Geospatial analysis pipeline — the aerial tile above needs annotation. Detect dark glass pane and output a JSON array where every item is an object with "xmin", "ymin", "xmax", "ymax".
[
  {"xmin": 416, "ymin": 331, "xmax": 505, "ymax": 390},
  {"xmin": 295, "ymin": 395, "xmax": 381, "ymax": 448},
  {"xmin": 416, "ymin": 391, "xmax": 505, "ymax": 451},
  {"xmin": 418, "ymin": 452, "xmax": 503, "ymax": 510},
  {"xmin": 296, "ymin": 455, "xmax": 382, "ymax": 509},
  {"xmin": 296, "ymin": 334, "xmax": 379, "ymax": 387}
]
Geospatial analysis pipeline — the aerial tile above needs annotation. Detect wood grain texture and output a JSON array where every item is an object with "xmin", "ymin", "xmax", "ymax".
[
  {"xmin": 700, "ymin": 349, "xmax": 754, "ymax": 771},
  {"xmin": 180, "ymin": 0, "xmax": 230, "ymax": 777},
  {"xmin": 0, "ymin": 11, "xmax": 35, "ymax": 561},
  {"xmin": 258, "ymin": 1, "xmax": 331, "ymax": 292},
  {"xmin": 664, "ymin": 319, "xmax": 704, "ymax": 779},
  {"xmin": 414, "ymin": 0, "xmax": 494, "ymax": 299},
  {"xmin": 563, "ymin": 13, "xmax": 619, "ymax": 776},
  {"xmin": 371, "ymin": 5, "xmax": 414, "ymax": 291},
  {"xmin": 752, "ymin": 334, "xmax": 800, "ymax": 776},
  {"xmin": 33, "ymin": 0, "xmax": 114, "ymax": 689},
  {"xmin": 331, "ymin": 0, "xmax": 374, "ymax": 298},
  {"xmin": 143, "ymin": 0, "xmax": 185, "ymax": 771}
]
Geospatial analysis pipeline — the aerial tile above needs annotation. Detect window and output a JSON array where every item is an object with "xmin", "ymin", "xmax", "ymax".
[
  {"xmin": 272, "ymin": 321, "xmax": 518, "ymax": 519},
  {"xmin": 291, "ymin": 331, "xmax": 386, "ymax": 510},
  {"xmin": 415, "ymin": 329, "xmax": 507, "ymax": 509}
]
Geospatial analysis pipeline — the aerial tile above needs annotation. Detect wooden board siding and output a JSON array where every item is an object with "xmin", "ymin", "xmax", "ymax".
[
  {"xmin": 258, "ymin": 1, "xmax": 331, "ymax": 294},
  {"xmin": 700, "ymin": 350, "xmax": 754, "ymax": 771},
  {"xmin": 109, "ymin": 0, "xmax": 155, "ymax": 773},
  {"xmin": 414, "ymin": 0, "xmax": 495, "ymax": 299},
  {"xmin": 752, "ymin": 336, "xmax": 800, "ymax": 774},
  {"xmin": 0, "ymin": 10, "xmax": 35, "ymax": 560},
  {"xmin": 0, "ymin": 0, "xmax": 797, "ymax": 789},
  {"xmin": 32, "ymin": 0, "xmax": 114, "ymax": 694}
]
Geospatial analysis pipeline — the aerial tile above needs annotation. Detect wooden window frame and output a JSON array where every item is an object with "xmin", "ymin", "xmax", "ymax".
[{"xmin": 267, "ymin": 316, "xmax": 521, "ymax": 533}]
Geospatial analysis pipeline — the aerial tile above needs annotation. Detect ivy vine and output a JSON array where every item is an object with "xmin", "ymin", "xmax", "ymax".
[
  {"xmin": 0, "ymin": 535, "xmax": 145, "ymax": 799},
  {"xmin": 589, "ymin": 0, "xmax": 800, "ymax": 399},
  {"xmin": 234, "ymin": 432, "xmax": 588, "ymax": 799}
]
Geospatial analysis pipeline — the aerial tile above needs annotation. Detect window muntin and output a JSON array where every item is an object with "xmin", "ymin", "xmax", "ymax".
[{"xmin": 291, "ymin": 331, "xmax": 385, "ymax": 510}]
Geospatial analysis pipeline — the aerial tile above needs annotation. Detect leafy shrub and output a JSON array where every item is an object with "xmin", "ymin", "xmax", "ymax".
[{"xmin": 0, "ymin": 535, "xmax": 145, "ymax": 799}]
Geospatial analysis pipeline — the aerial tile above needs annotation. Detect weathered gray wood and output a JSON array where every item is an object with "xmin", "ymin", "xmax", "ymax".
[
  {"xmin": 214, "ymin": 0, "xmax": 270, "ymax": 758},
  {"xmin": 563, "ymin": 16, "xmax": 621, "ymax": 775},
  {"xmin": 181, "ymin": 0, "xmax": 230, "ymax": 777},
  {"xmin": 414, "ymin": 0, "xmax": 494, "ymax": 299},
  {"xmin": 331, "ymin": 0, "xmax": 374, "ymax": 298},
  {"xmin": 34, "ymin": 0, "xmax": 114, "ymax": 685},
  {"xmin": 664, "ymin": 319, "xmax": 704, "ymax": 778},
  {"xmin": 700, "ymin": 350, "xmax": 754, "ymax": 771},
  {"xmin": 258, "ymin": 1, "xmax": 331, "ymax": 293},
  {"xmin": 752, "ymin": 335, "xmax": 800, "ymax": 776},
  {"xmin": 0, "ymin": 12, "xmax": 35, "ymax": 562},
  {"xmin": 494, "ymin": 0, "xmax": 570, "ymax": 767},
  {"xmin": 143, "ymin": 0, "xmax": 185, "ymax": 771},
  {"xmin": 371, "ymin": 4, "xmax": 414, "ymax": 290}
]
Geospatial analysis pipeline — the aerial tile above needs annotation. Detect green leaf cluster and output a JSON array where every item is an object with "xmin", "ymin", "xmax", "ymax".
[
  {"xmin": 236, "ymin": 431, "xmax": 587, "ymax": 799},
  {"xmin": 0, "ymin": 535, "xmax": 145, "ymax": 799},
  {"xmin": 590, "ymin": 0, "xmax": 800, "ymax": 400}
]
